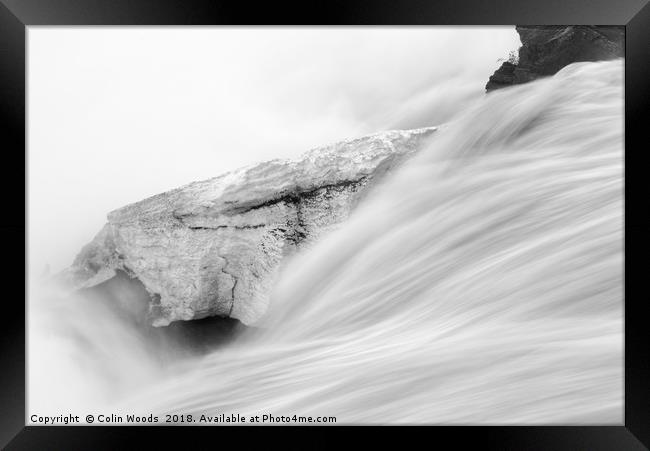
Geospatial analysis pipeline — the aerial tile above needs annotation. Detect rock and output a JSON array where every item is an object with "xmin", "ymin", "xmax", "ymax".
[
  {"xmin": 64, "ymin": 127, "xmax": 436, "ymax": 326},
  {"xmin": 485, "ymin": 61, "xmax": 517, "ymax": 91},
  {"xmin": 486, "ymin": 26, "xmax": 624, "ymax": 92}
]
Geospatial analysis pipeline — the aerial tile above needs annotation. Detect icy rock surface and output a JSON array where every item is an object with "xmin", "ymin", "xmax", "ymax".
[{"xmin": 66, "ymin": 127, "xmax": 436, "ymax": 326}]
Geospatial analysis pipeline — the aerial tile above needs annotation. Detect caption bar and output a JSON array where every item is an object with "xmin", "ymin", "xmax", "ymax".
[{"xmin": 30, "ymin": 413, "xmax": 337, "ymax": 424}]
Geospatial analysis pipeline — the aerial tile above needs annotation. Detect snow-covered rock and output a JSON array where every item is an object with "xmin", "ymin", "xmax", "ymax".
[{"xmin": 65, "ymin": 127, "xmax": 436, "ymax": 326}]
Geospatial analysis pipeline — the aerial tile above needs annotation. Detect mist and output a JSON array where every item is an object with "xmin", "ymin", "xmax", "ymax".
[
  {"xmin": 27, "ymin": 27, "xmax": 622, "ymax": 424},
  {"xmin": 28, "ymin": 26, "xmax": 520, "ymax": 274},
  {"xmin": 29, "ymin": 59, "xmax": 622, "ymax": 423}
]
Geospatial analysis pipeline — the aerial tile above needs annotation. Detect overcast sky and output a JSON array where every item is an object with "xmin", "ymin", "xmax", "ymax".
[{"xmin": 28, "ymin": 27, "xmax": 520, "ymax": 273}]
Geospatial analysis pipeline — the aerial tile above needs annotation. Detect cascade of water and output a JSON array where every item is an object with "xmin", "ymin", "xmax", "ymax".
[{"xmin": 29, "ymin": 59, "xmax": 623, "ymax": 424}]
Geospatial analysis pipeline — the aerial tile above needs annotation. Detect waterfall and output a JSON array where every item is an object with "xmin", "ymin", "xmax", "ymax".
[{"xmin": 29, "ymin": 59, "xmax": 623, "ymax": 424}]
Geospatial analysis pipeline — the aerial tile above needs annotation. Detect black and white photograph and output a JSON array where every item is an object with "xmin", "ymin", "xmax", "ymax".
[
  {"xmin": 27, "ymin": 25, "xmax": 625, "ymax": 424},
  {"xmin": 2, "ymin": 0, "xmax": 649, "ymax": 447}
]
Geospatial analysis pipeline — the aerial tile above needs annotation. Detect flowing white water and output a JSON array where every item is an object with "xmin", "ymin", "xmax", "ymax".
[{"xmin": 29, "ymin": 59, "xmax": 623, "ymax": 424}]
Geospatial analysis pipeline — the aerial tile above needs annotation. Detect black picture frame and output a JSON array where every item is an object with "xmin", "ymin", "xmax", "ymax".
[{"xmin": 2, "ymin": 0, "xmax": 648, "ymax": 449}]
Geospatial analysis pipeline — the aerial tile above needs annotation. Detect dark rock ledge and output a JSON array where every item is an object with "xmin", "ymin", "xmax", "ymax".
[{"xmin": 486, "ymin": 25, "xmax": 624, "ymax": 92}]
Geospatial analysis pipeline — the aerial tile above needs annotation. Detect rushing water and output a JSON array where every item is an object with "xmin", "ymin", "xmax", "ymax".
[{"xmin": 29, "ymin": 59, "xmax": 623, "ymax": 424}]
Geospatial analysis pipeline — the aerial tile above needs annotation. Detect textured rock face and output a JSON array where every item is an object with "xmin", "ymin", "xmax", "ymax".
[
  {"xmin": 66, "ymin": 127, "xmax": 436, "ymax": 326},
  {"xmin": 484, "ymin": 61, "xmax": 517, "ymax": 91},
  {"xmin": 486, "ymin": 26, "xmax": 624, "ymax": 92}
]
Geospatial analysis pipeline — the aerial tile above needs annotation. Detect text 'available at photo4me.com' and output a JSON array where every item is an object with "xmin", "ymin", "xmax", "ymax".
[{"xmin": 30, "ymin": 413, "xmax": 338, "ymax": 425}]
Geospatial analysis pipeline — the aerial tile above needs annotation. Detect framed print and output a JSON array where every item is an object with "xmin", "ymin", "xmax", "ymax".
[{"xmin": 2, "ymin": 0, "xmax": 649, "ymax": 449}]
